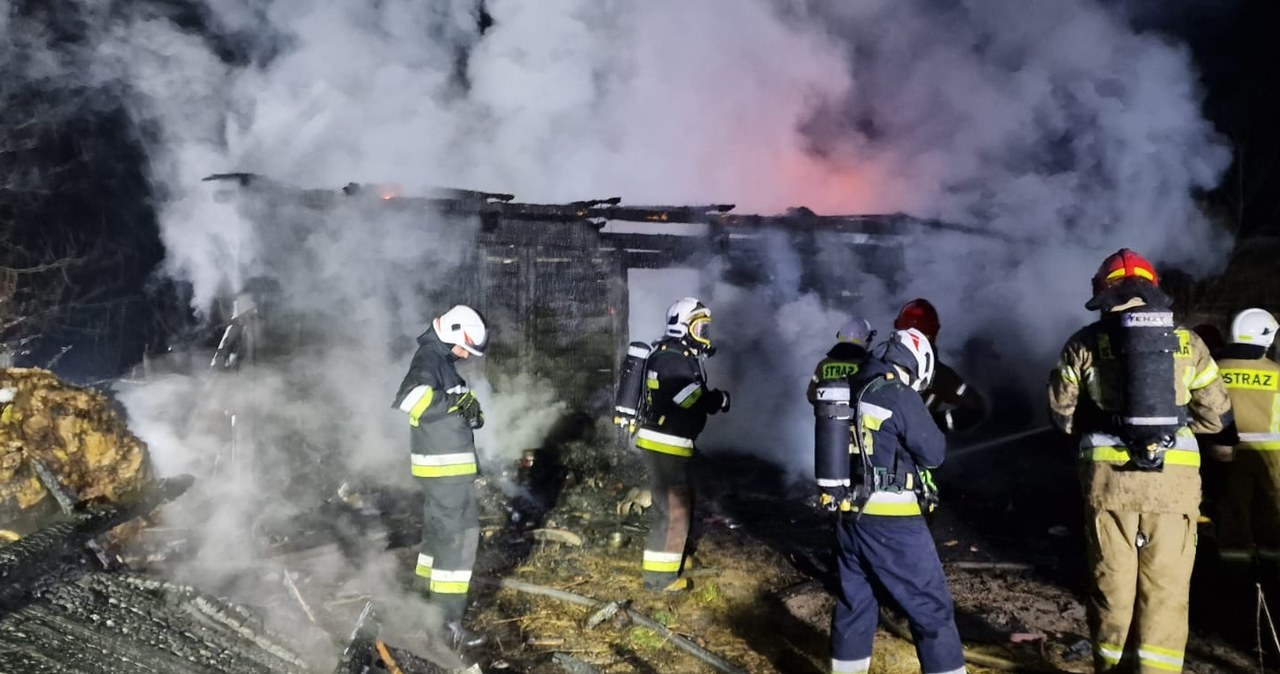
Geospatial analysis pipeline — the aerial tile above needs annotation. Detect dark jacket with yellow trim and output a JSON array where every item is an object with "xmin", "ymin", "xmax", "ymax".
[
  {"xmin": 1048, "ymin": 314, "xmax": 1235, "ymax": 514},
  {"xmin": 392, "ymin": 328, "xmax": 475, "ymax": 464},
  {"xmin": 638, "ymin": 338, "xmax": 726, "ymax": 446},
  {"xmin": 849, "ymin": 359, "xmax": 946, "ymax": 500},
  {"xmin": 806, "ymin": 342, "xmax": 867, "ymax": 404}
]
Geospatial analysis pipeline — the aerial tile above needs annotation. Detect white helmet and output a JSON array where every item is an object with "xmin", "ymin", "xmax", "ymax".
[
  {"xmin": 876, "ymin": 327, "xmax": 935, "ymax": 391},
  {"xmin": 434, "ymin": 304, "xmax": 488, "ymax": 356},
  {"xmin": 665, "ymin": 297, "xmax": 712, "ymax": 350},
  {"xmin": 837, "ymin": 318, "xmax": 876, "ymax": 348},
  {"xmin": 1230, "ymin": 308, "xmax": 1279, "ymax": 349}
]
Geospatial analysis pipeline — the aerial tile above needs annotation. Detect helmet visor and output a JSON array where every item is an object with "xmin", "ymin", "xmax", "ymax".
[{"xmin": 689, "ymin": 317, "xmax": 711, "ymax": 347}]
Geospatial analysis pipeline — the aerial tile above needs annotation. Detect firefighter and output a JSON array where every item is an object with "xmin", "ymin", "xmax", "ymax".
[
  {"xmin": 392, "ymin": 305, "xmax": 489, "ymax": 650},
  {"xmin": 1048, "ymin": 249, "xmax": 1235, "ymax": 674},
  {"xmin": 636, "ymin": 297, "xmax": 729, "ymax": 592},
  {"xmin": 820, "ymin": 328, "xmax": 966, "ymax": 674},
  {"xmin": 1215, "ymin": 308, "xmax": 1280, "ymax": 571},
  {"xmin": 806, "ymin": 318, "xmax": 875, "ymax": 404},
  {"xmin": 893, "ymin": 299, "xmax": 985, "ymax": 433}
]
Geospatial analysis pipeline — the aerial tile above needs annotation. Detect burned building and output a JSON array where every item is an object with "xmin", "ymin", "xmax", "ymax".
[{"xmin": 198, "ymin": 173, "xmax": 973, "ymax": 411}]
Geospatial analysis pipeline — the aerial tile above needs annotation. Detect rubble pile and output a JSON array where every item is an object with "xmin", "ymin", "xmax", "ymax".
[
  {"xmin": 0, "ymin": 573, "xmax": 309, "ymax": 674},
  {"xmin": 0, "ymin": 368, "xmax": 151, "ymax": 534}
]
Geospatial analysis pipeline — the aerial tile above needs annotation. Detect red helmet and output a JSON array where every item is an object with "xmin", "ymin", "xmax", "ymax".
[
  {"xmin": 894, "ymin": 299, "xmax": 939, "ymax": 343},
  {"xmin": 1091, "ymin": 248, "xmax": 1158, "ymax": 297}
]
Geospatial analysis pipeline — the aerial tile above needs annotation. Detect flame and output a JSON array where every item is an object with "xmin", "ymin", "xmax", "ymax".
[{"xmin": 378, "ymin": 183, "xmax": 402, "ymax": 200}]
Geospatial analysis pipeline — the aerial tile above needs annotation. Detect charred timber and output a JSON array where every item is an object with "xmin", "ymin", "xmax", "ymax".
[
  {"xmin": 0, "ymin": 572, "xmax": 308, "ymax": 673},
  {"xmin": 0, "ymin": 475, "xmax": 193, "ymax": 608}
]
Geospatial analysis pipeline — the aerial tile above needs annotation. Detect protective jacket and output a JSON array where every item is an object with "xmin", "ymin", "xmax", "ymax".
[
  {"xmin": 848, "ymin": 360, "xmax": 946, "ymax": 517},
  {"xmin": 1049, "ymin": 315, "xmax": 1234, "ymax": 514},
  {"xmin": 807, "ymin": 342, "xmax": 867, "ymax": 404},
  {"xmin": 392, "ymin": 328, "xmax": 477, "ymax": 479},
  {"xmin": 1216, "ymin": 344, "xmax": 1280, "ymax": 564},
  {"xmin": 635, "ymin": 338, "xmax": 725, "ymax": 457},
  {"xmin": 924, "ymin": 361, "xmax": 985, "ymax": 434},
  {"xmin": 1217, "ymin": 345, "xmax": 1280, "ymax": 450}
]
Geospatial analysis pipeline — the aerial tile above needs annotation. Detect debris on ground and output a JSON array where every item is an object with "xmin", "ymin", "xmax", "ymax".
[{"xmin": 0, "ymin": 368, "xmax": 151, "ymax": 538}]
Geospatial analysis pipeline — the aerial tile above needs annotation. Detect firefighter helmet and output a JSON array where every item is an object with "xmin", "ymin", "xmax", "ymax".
[
  {"xmin": 434, "ymin": 305, "xmax": 488, "ymax": 356},
  {"xmin": 1091, "ymin": 248, "xmax": 1158, "ymax": 296},
  {"xmin": 837, "ymin": 318, "xmax": 875, "ymax": 348},
  {"xmin": 1230, "ymin": 308, "xmax": 1279, "ymax": 349},
  {"xmin": 894, "ymin": 299, "xmax": 940, "ymax": 343},
  {"xmin": 665, "ymin": 297, "xmax": 712, "ymax": 351},
  {"xmin": 877, "ymin": 328, "xmax": 935, "ymax": 392}
]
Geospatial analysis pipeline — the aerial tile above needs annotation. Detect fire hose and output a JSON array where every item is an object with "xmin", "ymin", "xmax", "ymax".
[{"xmin": 945, "ymin": 425, "xmax": 1054, "ymax": 462}]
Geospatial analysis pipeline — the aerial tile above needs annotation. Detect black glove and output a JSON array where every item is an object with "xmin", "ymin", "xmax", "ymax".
[
  {"xmin": 918, "ymin": 470, "xmax": 939, "ymax": 513},
  {"xmin": 450, "ymin": 390, "xmax": 485, "ymax": 430},
  {"xmin": 716, "ymin": 390, "xmax": 731, "ymax": 414}
]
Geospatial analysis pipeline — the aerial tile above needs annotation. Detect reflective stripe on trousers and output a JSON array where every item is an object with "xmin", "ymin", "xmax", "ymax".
[
  {"xmin": 831, "ymin": 656, "xmax": 870, "ymax": 673},
  {"xmin": 429, "ymin": 568, "xmax": 473, "ymax": 594},
  {"xmin": 411, "ymin": 452, "xmax": 478, "ymax": 477}
]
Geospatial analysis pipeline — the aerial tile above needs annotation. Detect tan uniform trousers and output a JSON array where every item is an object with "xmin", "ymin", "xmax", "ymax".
[
  {"xmin": 1217, "ymin": 450, "xmax": 1280, "ymax": 565},
  {"xmin": 1086, "ymin": 509, "xmax": 1197, "ymax": 673}
]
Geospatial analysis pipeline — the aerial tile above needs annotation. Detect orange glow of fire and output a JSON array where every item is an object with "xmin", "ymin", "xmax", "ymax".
[
  {"xmin": 379, "ymin": 184, "xmax": 403, "ymax": 200},
  {"xmin": 767, "ymin": 150, "xmax": 895, "ymax": 216}
]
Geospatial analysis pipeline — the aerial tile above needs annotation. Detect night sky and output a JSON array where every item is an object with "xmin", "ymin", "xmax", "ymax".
[{"xmin": 2, "ymin": 0, "xmax": 1277, "ymax": 381}]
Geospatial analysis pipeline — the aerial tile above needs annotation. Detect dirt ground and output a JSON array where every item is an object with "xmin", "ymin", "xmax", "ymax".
[{"xmin": 448, "ymin": 444, "xmax": 1266, "ymax": 674}]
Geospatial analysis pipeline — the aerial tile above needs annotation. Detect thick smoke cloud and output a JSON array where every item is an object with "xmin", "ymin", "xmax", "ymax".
[{"xmin": 0, "ymin": 0, "xmax": 1231, "ymax": 637}]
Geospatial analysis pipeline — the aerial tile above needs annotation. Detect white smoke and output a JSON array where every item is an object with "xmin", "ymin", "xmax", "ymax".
[{"xmin": 0, "ymin": 0, "xmax": 1227, "ymax": 631}]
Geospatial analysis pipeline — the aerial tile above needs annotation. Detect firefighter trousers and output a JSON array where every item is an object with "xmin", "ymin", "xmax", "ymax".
[
  {"xmin": 830, "ymin": 514, "xmax": 966, "ymax": 674},
  {"xmin": 641, "ymin": 449, "xmax": 693, "ymax": 590},
  {"xmin": 416, "ymin": 475, "xmax": 479, "ymax": 624},
  {"xmin": 1218, "ymin": 450, "xmax": 1280, "ymax": 566},
  {"xmin": 1086, "ymin": 509, "xmax": 1196, "ymax": 673}
]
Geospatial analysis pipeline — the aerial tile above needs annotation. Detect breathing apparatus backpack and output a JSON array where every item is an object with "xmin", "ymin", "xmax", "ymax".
[
  {"xmin": 613, "ymin": 341, "xmax": 654, "ymax": 433},
  {"xmin": 1112, "ymin": 308, "xmax": 1184, "ymax": 471}
]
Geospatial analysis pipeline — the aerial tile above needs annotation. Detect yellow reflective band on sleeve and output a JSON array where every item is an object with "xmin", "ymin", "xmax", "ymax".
[
  {"xmin": 1084, "ymin": 447, "xmax": 1201, "ymax": 467},
  {"xmin": 415, "ymin": 553, "xmax": 433, "ymax": 578},
  {"xmin": 404, "ymin": 388, "xmax": 435, "ymax": 424},
  {"xmin": 428, "ymin": 569, "xmax": 472, "ymax": 594},
  {"xmin": 1238, "ymin": 433, "xmax": 1280, "ymax": 450},
  {"xmin": 1221, "ymin": 368, "xmax": 1279, "ymax": 391},
  {"xmin": 1190, "ymin": 359, "xmax": 1219, "ymax": 389},
  {"xmin": 674, "ymin": 383, "xmax": 704, "ymax": 409},
  {"xmin": 642, "ymin": 550, "xmax": 683, "ymax": 573},
  {"xmin": 410, "ymin": 452, "xmax": 478, "ymax": 478},
  {"xmin": 1057, "ymin": 362, "xmax": 1079, "ymax": 385}
]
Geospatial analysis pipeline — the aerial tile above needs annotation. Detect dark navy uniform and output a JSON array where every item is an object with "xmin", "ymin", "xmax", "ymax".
[{"xmin": 831, "ymin": 358, "xmax": 965, "ymax": 674}]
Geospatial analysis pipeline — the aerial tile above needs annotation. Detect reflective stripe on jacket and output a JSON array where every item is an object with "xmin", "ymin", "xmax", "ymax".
[
  {"xmin": 1218, "ymin": 355, "xmax": 1280, "ymax": 451},
  {"xmin": 393, "ymin": 327, "xmax": 477, "ymax": 479}
]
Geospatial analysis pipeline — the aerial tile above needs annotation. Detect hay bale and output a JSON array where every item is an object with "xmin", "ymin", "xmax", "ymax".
[{"xmin": 0, "ymin": 368, "xmax": 151, "ymax": 530}]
